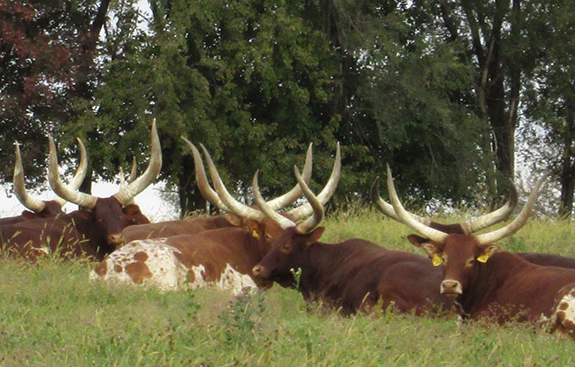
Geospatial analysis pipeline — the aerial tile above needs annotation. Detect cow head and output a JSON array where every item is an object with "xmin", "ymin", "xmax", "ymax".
[
  {"xmin": 386, "ymin": 166, "xmax": 548, "ymax": 298},
  {"xmin": 47, "ymin": 119, "xmax": 161, "ymax": 246},
  {"xmin": 251, "ymin": 165, "xmax": 329, "ymax": 287}
]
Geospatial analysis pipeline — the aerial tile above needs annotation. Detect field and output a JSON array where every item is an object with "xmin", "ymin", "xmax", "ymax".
[{"xmin": 2, "ymin": 208, "xmax": 575, "ymax": 366}]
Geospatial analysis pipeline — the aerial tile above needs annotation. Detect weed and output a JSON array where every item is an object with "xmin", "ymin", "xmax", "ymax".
[{"xmin": 219, "ymin": 287, "xmax": 266, "ymax": 346}]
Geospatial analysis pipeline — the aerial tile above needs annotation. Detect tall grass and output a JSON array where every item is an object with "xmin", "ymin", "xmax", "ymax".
[{"xmin": 2, "ymin": 209, "xmax": 575, "ymax": 366}]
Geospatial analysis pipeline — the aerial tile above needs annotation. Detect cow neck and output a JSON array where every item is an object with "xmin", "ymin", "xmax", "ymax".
[{"xmin": 456, "ymin": 251, "xmax": 533, "ymax": 318}]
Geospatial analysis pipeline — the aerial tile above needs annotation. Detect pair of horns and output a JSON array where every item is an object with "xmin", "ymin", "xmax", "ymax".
[
  {"xmin": 13, "ymin": 138, "xmax": 87, "ymax": 212},
  {"xmin": 386, "ymin": 166, "xmax": 549, "ymax": 246},
  {"xmin": 251, "ymin": 144, "xmax": 341, "ymax": 233},
  {"xmin": 48, "ymin": 119, "xmax": 162, "ymax": 209},
  {"xmin": 371, "ymin": 176, "xmax": 519, "ymax": 234},
  {"xmin": 183, "ymin": 138, "xmax": 340, "ymax": 230}
]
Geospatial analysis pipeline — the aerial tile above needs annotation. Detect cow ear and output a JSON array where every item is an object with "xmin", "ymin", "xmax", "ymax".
[
  {"xmin": 478, "ymin": 244, "xmax": 499, "ymax": 263},
  {"xmin": 244, "ymin": 220, "xmax": 263, "ymax": 239},
  {"xmin": 407, "ymin": 234, "xmax": 439, "ymax": 258},
  {"xmin": 306, "ymin": 226, "xmax": 325, "ymax": 246},
  {"xmin": 225, "ymin": 214, "xmax": 243, "ymax": 227}
]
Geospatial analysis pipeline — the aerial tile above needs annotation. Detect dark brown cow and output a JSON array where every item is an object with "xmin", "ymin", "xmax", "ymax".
[
  {"xmin": 251, "ymin": 166, "xmax": 453, "ymax": 315},
  {"xmin": 372, "ymin": 178, "xmax": 575, "ymax": 270},
  {"xmin": 0, "ymin": 120, "xmax": 160, "ymax": 261},
  {"xmin": 91, "ymin": 142, "xmax": 341, "ymax": 294},
  {"xmin": 120, "ymin": 140, "xmax": 314, "ymax": 243},
  {"xmin": 0, "ymin": 139, "xmax": 87, "ymax": 226},
  {"xmin": 387, "ymin": 169, "xmax": 575, "ymax": 337}
]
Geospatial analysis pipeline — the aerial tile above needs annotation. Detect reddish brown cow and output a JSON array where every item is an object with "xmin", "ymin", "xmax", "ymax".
[
  {"xmin": 91, "ymin": 142, "xmax": 341, "ymax": 294},
  {"xmin": 251, "ymin": 166, "xmax": 453, "ymax": 315},
  {"xmin": 0, "ymin": 120, "xmax": 160, "ymax": 261},
  {"xmin": 0, "ymin": 139, "xmax": 87, "ymax": 226},
  {"xmin": 372, "ymin": 178, "xmax": 575, "ymax": 270},
  {"xmin": 120, "ymin": 140, "xmax": 314, "ymax": 243},
  {"xmin": 387, "ymin": 169, "xmax": 575, "ymax": 337}
]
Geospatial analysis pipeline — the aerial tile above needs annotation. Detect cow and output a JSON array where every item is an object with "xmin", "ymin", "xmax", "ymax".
[
  {"xmin": 0, "ymin": 139, "xmax": 87, "ymax": 226},
  {"xmin": 386, "ymin": 168, "xmax": 575, "ymax": 337},
  {"xmin": 251, "ymin": 166, "xmax": 454, "ymax": 315},
  {"xmin": 371, "ymin": 178, "xmax": 575, "ymax": 269},
  {"xmin": 90, "ymin": 142, "xmax": 341, "ymax": 294},
  {"xmin": 0, "ymin": 120, "xmax": 160, "ymax": 261},
  {"xmin": 120, "ymin": 140, "xmax": 314, "ymax": 243}
]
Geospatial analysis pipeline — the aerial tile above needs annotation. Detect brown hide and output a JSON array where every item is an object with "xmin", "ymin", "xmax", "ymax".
[
  {"xmin": 254, "ymin": 227, "xmax": 452, "ymax": 315},
  {"xmin": 121, "ymin": 215, "xmax": 234, "ymax": 243},
  {"xmin": 0, "ymin": 201, "xmax": 65, "ymax": 226},
  {"xmin": 0, "ymin": 197, "xmax": 150, "ymax": 261}
]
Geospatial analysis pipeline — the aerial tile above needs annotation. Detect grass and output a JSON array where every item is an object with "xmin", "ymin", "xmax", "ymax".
[{"xmin": 2, "ymin": 208, "xmax": 575, "ymax": 366}]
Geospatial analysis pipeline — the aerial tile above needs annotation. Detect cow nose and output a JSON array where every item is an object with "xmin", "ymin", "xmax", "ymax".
[
  {"xmin": 108, "ymin": 233, "xmax": 125, "ymax": 245},
  {"xmin": 252, "ymin": 265, "xmax": 264, "ymax": 277},
  {"xmin": 441, "ymin": 279, "xmax": 463, "ymax": 295}
]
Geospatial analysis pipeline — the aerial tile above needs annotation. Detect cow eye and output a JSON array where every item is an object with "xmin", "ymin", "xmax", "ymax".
[{"xmin": 466, "ymin": 258, "xmax": 475, "ymax": 267}]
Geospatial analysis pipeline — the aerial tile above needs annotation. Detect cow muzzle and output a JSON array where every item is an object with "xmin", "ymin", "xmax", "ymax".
[
  {"xmin": 252, "ymin": 265, "xmax": 266, "ymax": 278},
  {"xmin": 108, "ymin": 233, "xmax": 125, "ymax": 246},
  {"xmin": 440, "ymin": 279, "xmax": 463, "ymax": 297}
]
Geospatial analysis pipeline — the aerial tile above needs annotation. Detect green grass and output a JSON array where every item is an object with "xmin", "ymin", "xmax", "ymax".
[{"xmin": 2, "ymin": 209, "xmax": 575, "ymax": 366}]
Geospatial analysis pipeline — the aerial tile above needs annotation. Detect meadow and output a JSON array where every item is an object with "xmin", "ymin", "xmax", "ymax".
[{"xmin": 2, "ymin": 208, "xmax": 575, "ymax": 366}]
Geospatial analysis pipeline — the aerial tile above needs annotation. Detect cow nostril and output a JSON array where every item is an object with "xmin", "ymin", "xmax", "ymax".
[{"xmin": 252, "ymin": 265, "xmax": 263, "ymax": 276}]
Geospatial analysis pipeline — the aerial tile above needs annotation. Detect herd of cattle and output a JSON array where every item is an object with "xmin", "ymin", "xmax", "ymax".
[{"xmin": 4, "ymin": 119, "xmax": 575, "ymax": 339}]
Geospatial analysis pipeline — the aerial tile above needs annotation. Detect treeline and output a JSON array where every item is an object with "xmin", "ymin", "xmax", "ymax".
[{"xmin": 1, "ymin": 0, "xmax": 574, "ymax": 216}]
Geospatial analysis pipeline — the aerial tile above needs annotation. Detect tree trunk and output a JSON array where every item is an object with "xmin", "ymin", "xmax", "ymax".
[
  {"xmin": 559, "ymin": 104, "xmax": 575, "ymax": 217},
  {"xmin": 177, "ymin": 155, "xmax": 207, "ymax": 218}
]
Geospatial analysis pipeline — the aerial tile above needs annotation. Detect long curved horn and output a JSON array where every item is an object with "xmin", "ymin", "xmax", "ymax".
[
  {"xmin": 48, "ymin": 136, "xmax": 98, "ymax": 209},
  {"xmin": 475, "ymin": 173, "xmax": 549, "ymax": 245},
  {"xmin": 371, "ymin": 177, "xmax": 431, "ymax": 225},
  {"xmin": 13, "ymin": 142, "xmax": 46, "ymax": 212},
  {"xmin": 113, "ymin": 119, "xmax": 162, "ymax": 205},
  {"xmin": 265, "ymin": 143, "xmax": 313, "ymax": 210},
  {"xmin": 458, "ymin": 181, "xmax": 518, "ymax": 234},
  {"xmin": 118, "ymin": 157, "xmax": 138, "ymax": 205},
  {"xmin": 182, "ymin": 138, "xmax": 231, "ymax": 212},
  {"xmin": 293, "ymin": 166, "xmax": 324, "ymax": 234},
  {"xmin": 288, "ymin": 142, "xmax": 341, "ymax": 220},
  {"xmin": 52, "ymin": 137, "xmax": 88, "ymax": 207},
  {"xmin": 252, "ymin": 170, "xmax": 297, "ymax": 229},
  {"xmin": 387, "ymin": 166, "xmax": 448, "ymax": 244},
  {"xmin": 201, "ymin": 144, "xmax": 266, "ymax": 221}
]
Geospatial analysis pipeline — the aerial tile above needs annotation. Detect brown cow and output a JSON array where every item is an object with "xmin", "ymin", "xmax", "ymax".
[
  {"xmin": 372, "ymin": 178, "xmax": 575, "ymax": 270},
  {"xmin": 0, "ymin": 120, "xmax": 160, "ymax": 261},
  {"xmin": 120, "ymin": 140, "xmax": 314, "ymax": 243},
  {"xmin": 251, "ymin": 166, "xmax": 453, "ymax": 315},
  {"xmin": 387, "ymin": 168, "xmax": 575, "ymax": 337},
  {"xmin": 91, "ymin": 142, "xmax": 341, "ymax": 294},
  {"xmin": 0, "ymin": 139, "xmax": 87, "ymax": 226}
]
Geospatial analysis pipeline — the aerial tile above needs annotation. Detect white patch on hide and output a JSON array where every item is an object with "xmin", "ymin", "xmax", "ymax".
[
  {"xmin": 187, "ymin": 263, "xmax": 257, "ymax": 295},
  {"xmin": 90, "ymin": 238, "xmax": 189, "ymax": 291}
]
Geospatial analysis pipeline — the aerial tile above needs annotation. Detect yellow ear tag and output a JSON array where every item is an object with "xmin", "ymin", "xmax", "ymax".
[
  {"xmin": 432, "ymin": 254, "xmax": 443, "ymax": 266},
  {"xmin": 252, "ymin": 230, "xmax": 260, "ymax": 239},
  {"xmin": 477, "ymin": 254, "xmax": 489, "ymax": 263}
]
